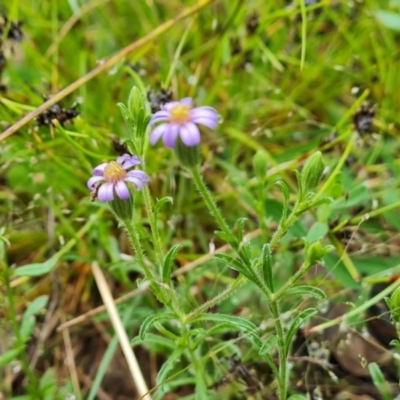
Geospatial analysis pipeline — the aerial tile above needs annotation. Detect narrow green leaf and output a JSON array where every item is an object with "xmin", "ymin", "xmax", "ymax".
[
  {"xmin": 214, "ymin": 253, "xmax": 259, "ymax": 284},
  {"xmin": 14, "ymin": 258, "xmax": 57, "ymax": 277},
  {"xmin": 259, "ymin": 335, "xmax": 278, "ymax": 356},
  {"xmin": 20, "ymin": 295, "xmax": 49, "ymax": 341},
  {"xmin": 368, "ymin": 362, "xmax": 392, "ymax": 400},
  {"xmin": 261, "ymin": 244, "xmax": 274, "ymax": 291},
  {"xmin": 116, "ymin": 102, "xmax": 130, "ymax": 124},
  {"xmin": 193, "ymin": 313, "xmax": 261, "ymax": 348},
  {"xmin": 163, "ymin": 244, "xmax": 182, "ymax": 283},
  {"xmin": 294, "ymin": 170, "xmax": 303, "ymax": 202},
  {"xmin": 241, "ymin": 238, "xmax": 252, "ymax": 260},
  {"xmin": 233, "ymin": 217, "xmax": 247, "ymax": 243},
  {"xmin": 285, "ymin": 286, "xmax": 326, "ymax": 300},
  {"xmin": 154, "ymin": 196, "xmax": 173, "ymax": 218},
  {"xmin": 288, "ymin": 395, "xmax": 308, "ymax": 400},
  {"xmin": 139, "ymin": 313, "xmax": 175, "ymax": 340},
  {"xmin": 285, "ymin": 308, "xmax": 317, "ymax": 356},
  {"xmin": 263, "ymin": 352, "xmax": 279, "ymax": 377},
  {"xmin": 276, "ymin": 180, "xmax": 290, "ymax": 220},
  {"xmin": 156, "ymin": 346, "xmax": 184, "ymax": 385},
  {"xmin": 0, "ymin": 347, "xmax": 22, "ymax": 367},
  {"xmin": 215, "ymin": 230, "xmax": 237, "ymax": 247}
]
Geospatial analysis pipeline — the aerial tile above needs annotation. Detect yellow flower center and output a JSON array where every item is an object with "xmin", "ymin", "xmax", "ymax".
[
  {"xmin": 103, "ymin": 161, "xmax": 127, "ymax": 183},
  {"xmin": 169, "ymin": 104, "xmax": 191, "ymax": 124}
]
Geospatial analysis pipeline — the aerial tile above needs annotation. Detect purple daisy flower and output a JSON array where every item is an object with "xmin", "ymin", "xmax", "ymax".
[
  {"xmin": 149, "ymin": 97, "xmax": 218, "ymax": 148},
  {"xmin": 87, "ymin": 154, "xmax": 148, "ymax": 202}
]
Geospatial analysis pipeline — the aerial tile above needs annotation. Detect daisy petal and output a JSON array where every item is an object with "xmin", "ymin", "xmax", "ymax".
[
  {"xmin": 150, "ymin": 115, "xmax": 170, "ymax": 126},
  {"xmin": 150, "ymin": 124, "xmax": 168, "ymax": 145},
  {"xmin": 115, "ymin": 181, "xmax": 130, "ymax": 200},
  {"xmin": 163, "ymin": 124, "xmax": 179, "ymax": 148},
  {"xmin": 179, "ymin": 122, "xmax": 200, "ymax": 147},
  {"xmin": 87, "ymin": 176, "xmax": 104, "ymax": 189},
  {"xmin": 93, "ymin": 163, "xmax": 108, "ymax": 175},
  {"xmin": 117, "ymin": 154, "xmax": 130, "ymax": 164},
  {"xmin": 180, "ymin": 97, "xmax": 192, "ymax": 106},
  {"xmin": 162, "ymin": 102, "xmax": 180, "ymax": 111},
  {"xmin": 98, "ymin": 183, "xmax": 114, "ymax": 202},
  {"xmin": 190, "ymin": 116, "xmax": 218, "ymax": 129},
  {"xmin": 150, "ymin": 110, "xmax": 170, "ymax": 126},
  {"xmin": 190, "ymin": 107, "xmax": 218, "ymax": 120},
  {"xmin": 125, "ymin": 176, "xmax": 145, "ymax": 190},
  {"xmin": 126, "ymin": 170, "xmax": 149, "ymax": 183},
  {"xmin": 121, "ymin": 156, "xmax": 141, "ymax": 169}
]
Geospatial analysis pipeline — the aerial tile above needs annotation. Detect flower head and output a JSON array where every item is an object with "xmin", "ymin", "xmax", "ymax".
[
  {"xmin": 149, "ymin": 97, "xmax": 218, "ymax": 148},
  {"xmin": 87, "ymin": 154, "xmax": 148, "ymax": 202}
]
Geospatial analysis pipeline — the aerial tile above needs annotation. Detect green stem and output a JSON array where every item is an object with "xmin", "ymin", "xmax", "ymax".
[
  {"xmin": 186, "ymin": 275, "xmax": 246, "ymax": 322},
  {"xmin": 270, "ymin": 300, "xmax": 288, "ymax": 400},
  {"xmin": 123, "ymin": 218, "xmax": 154, "ymax": 282},
  {"xmin": 190, "ymin": 166, "xmax": 234, "ymax": 241},
  {"xmin": 183, "ymin": 325, "xmax": 208, "ymax": 395},
  {"xmin": 142, "ymin": 185, "xmax": 165, "ymax": 274},
  {"xmin": 270, "ymin": 212, "xmax": 299, "ymax": 250},
  {"xmin": 271, "ymin": 261, "xmax": 311, "ymax": 302},
  {"xmin": 4, "ymin": 269, "xmax": 41, "ymax": 398},
  {"xmin": 331, "ymin": 200, "xmax": 400, "ymax": 233},
  {"xmin": 123, "ymin": 217, "xmax": 183, "ymax": 319}
]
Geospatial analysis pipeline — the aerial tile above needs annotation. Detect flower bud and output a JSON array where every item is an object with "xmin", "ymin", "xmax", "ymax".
[
  {"xmin": 253, "ymin": 150, "xmax": 268, "ymax": 181},
  {"xmin": 301, "ymin": 151, "xmax": 324, "ymax": 193},
  {"xmin": 175, "ymin": 139, "xmax": 201, "ymax": 167},
  {"xmin": 305, "ymin": 240, "xmax": 333, "ymax": 267},
  {"xmin": 109, "ymin": 193, "xmax": 134, "ymax": 222}
]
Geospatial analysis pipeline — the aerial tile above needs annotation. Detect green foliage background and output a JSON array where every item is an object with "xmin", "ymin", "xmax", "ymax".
[{"xmin": 1, "ymin": 0, "xmax": 400, "ymax": 398}]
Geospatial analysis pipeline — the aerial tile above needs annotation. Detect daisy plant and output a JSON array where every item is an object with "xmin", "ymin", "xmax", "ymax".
[{"xmin": 89, "ymin": 85, "xmax": 333, "ymax": 400}]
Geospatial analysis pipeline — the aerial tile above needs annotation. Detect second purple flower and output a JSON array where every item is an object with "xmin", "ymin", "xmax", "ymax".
[
  {"xmin": 87, "ymin": 154, "xmax": 148, "ymax": 202},
  {"xmin": 149, "ymin": 97, "xmax": 218, "ymax": 148}
]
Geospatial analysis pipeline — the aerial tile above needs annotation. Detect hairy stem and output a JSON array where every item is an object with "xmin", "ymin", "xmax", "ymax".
[
  {"xmin": 123, "ymin": 218, "xmax": 183, "ymax": 318},
  {"xmin": 190, "ymin": 166, "xmax": 234, "ymax": 241},
  {"xmin": 270, "ymin": 300, "xmax": 288, "ymax": 400},
  {"xmin": 142, "ymin": 185, "xmax": 165, "ymax": 274}
]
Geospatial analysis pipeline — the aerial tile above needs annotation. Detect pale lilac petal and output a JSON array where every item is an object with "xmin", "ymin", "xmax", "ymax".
[
  {"xmin": 179, "ymin": 122, "xmax": 200, "ymax": 147},
  {"xmin": 190, "ymin": 107, "xmax": 218, "ymax": 120},
  {"xmin": 87, "ymin": 176, "xmax": 104, "ymax": 189},
  {"xmin": 121, "ymin": 156, "xmax": 141, "ymax": 169},
  {"xmin": 161, "ymin": 102, "xmax": 180, "ymax": 111},
  {"xmin": 93, "ymin": 163, "xmax": 108, "ymax": 175},
  {"xmin": 150, "ymin": 110, "xmax": 170, "ymax": 126},
  {"xmin": 117, "ymin": 154, "xmax": 130, "ymax": 164},
  {"xmin": 126, "ymin": 170, "xmax": 149, "ymax": 183},
  {"xmin": 115, "ymin": 181, "xmax": 130, "ymax": 200},
  {"xmin": 150, "ymin": 124, "xmax": 168, "ymax": 145},
  {"xmin": 190, "ymin": 116, "xmax": 218, "ymax": 129},
  {"xmin": 98, "ymin": 183, "xmax": 114, "ymax": 202},
  {"xmin": 163, "ymin": 124, "xmax": 179, "ymax": 148},
  {"xmin": 194, "ymin": 105, "xmax": 216, "ymax": 112},
  {"xmin": 150, "ymin": 115, "xmax": 170, "ymax": 126},
  {"xmin": 125, "ymin": 176, "xmax": 145, "ymax": 190},
  {"xmin": 180, "ymin": 97, "xmax": 192, "ymax": 106},
  {"xmin": 152, "ymin": 110, "xmax": 170, "ymax": 118}
]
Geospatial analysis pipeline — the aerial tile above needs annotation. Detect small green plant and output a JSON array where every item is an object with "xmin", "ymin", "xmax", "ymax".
[{"xmin": 84, "ymin": 86, "xmax": 333, "ymax": 399}]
